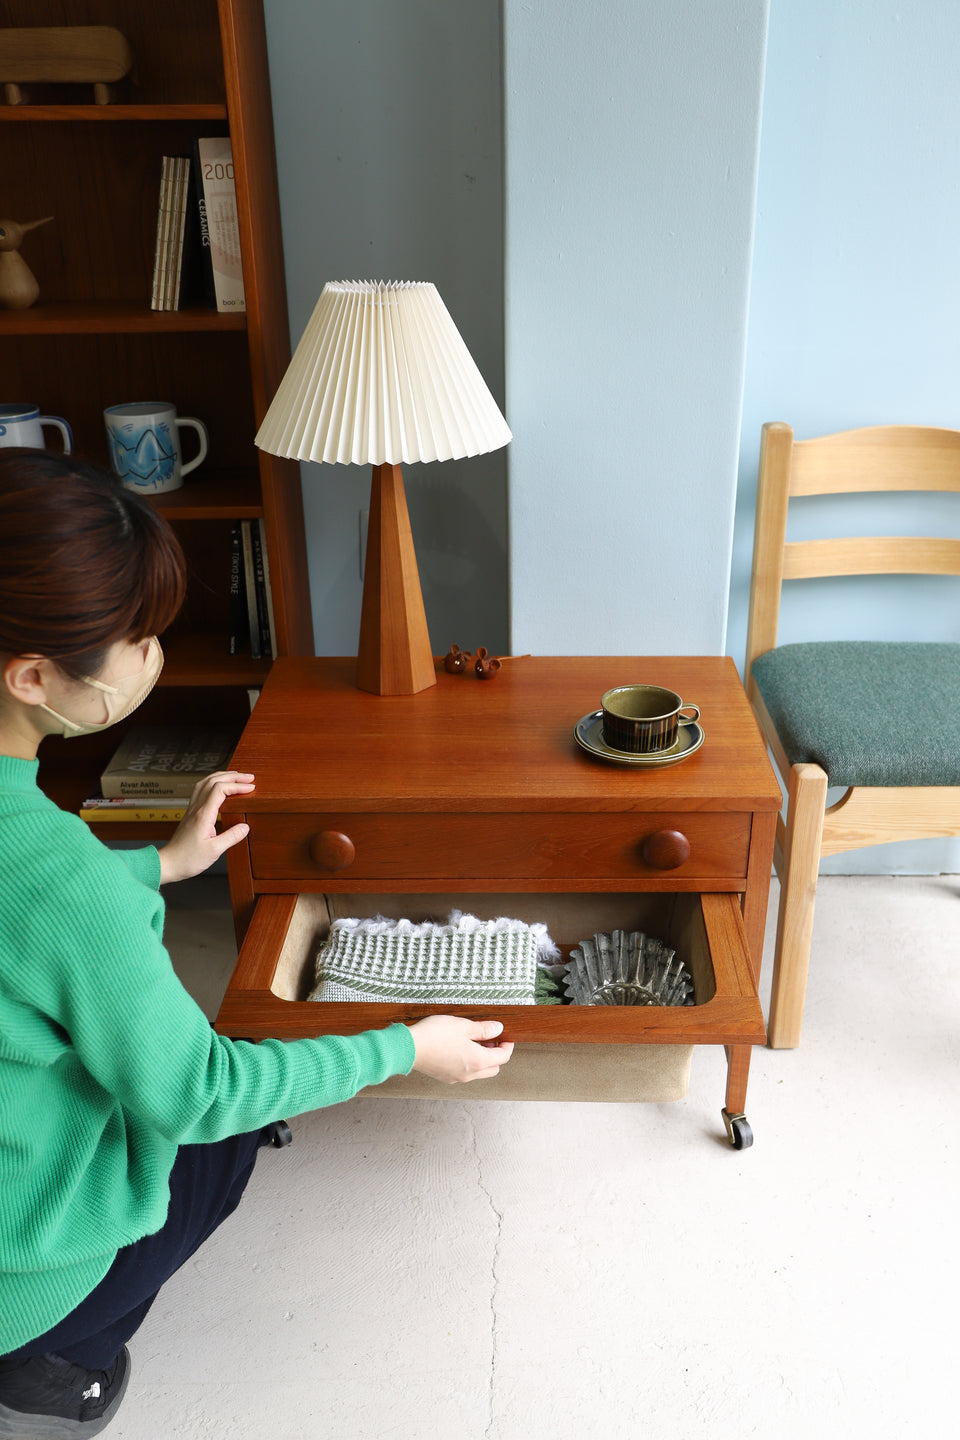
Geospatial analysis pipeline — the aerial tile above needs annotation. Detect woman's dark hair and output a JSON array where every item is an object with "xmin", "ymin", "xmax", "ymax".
[{"xmin": 0, "ymin": 449, "xmax": 186, "ymax": 679}]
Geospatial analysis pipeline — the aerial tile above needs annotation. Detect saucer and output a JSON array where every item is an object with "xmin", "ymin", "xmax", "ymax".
[{"xmin": 574, "ymin": 711, "xmax": 705, "ymax": 767}]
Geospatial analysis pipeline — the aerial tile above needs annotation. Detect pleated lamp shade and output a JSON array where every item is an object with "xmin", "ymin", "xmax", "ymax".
[
  {"xmin": 255, "ymin": 281, "xmax": 511, "ymax": 696},
  {"xmin": 254, "ymin": 280, "xmax": 511, "ymax": 465}
]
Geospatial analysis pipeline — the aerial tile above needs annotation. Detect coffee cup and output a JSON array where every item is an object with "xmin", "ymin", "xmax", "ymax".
[
  {"xmin": 0, "ymin": 403, "xmax": 72, "ymax": 453},
  {"xmin": 601, "ymin": 684, "xmax": 700, "ymax": 754},
  {"xmin": 104, "ymin": 401, "xmax": 208, "ymax": 494}
]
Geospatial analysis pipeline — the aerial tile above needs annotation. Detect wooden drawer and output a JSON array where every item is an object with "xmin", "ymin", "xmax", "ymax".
[
  {"xmin": 247, "ymin": 812, "xmax": 752, "ymax": 889},
  {"xmin": 215, "ymin": 890, "xmax": 765, "ymax": 1101}
]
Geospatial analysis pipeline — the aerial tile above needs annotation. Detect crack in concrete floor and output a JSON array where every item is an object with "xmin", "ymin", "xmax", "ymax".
[{"xmin": 470, "ymin": 1110, "xmax": 505, "ymax": 1440}]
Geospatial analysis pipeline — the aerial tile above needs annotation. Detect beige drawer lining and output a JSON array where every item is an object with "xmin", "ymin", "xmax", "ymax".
[{"xmin": 364, "ymin": 1043, "xmax": 693, "ymax": 1103}]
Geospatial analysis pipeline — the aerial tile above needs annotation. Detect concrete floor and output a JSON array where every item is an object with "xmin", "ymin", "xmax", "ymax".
[{"xmin": 110, "ymin": 873, "xmax": 958, "ymax": 1440}]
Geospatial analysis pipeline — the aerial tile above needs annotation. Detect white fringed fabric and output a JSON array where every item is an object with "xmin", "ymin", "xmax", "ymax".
[{"xmin": 308, "ymin": 911, "xmax": 559, "ymax": 1005}]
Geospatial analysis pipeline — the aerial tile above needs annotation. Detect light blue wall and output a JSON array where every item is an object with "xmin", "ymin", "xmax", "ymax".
[
  {"xmin": 261, "ymin": 0, "xmax": 957, "ymax": 874},
  {"xmin": 730, "ymin": 0, "xmax": 960, "ymax": 873},
  {"xmin": 503, "ymin": 1, "xmax": 769, "ymax": 655},
  {"xmin": 262, "ymin": 0, "xmax": 769, "ymax": 663},
  {"xmin": 262, "ymin": 0, "xmax": 508, "ymax": 658}
]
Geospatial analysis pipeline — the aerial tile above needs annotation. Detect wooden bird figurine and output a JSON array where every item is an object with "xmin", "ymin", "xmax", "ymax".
[{"xmin": 0, "ymin": 216, "xmax": 53, "ymax": 309}]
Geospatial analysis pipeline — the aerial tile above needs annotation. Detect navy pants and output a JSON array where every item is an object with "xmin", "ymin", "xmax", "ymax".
[{"xmin": 3, "ymin": 1126, "xmax": 274, "ymax": 1370}]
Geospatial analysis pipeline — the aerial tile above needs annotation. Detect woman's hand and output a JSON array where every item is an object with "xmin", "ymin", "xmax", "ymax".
[
  {"xmin": 406, "ymin": 1016, "xmax": 515, "ymax": 1084},
  {"xmin": 157, "ymin": 770, "xmax": 255, "ymax": 885}
]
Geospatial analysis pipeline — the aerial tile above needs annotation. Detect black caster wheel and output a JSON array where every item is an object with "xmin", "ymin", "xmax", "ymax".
[
  {"xmin": 721, "ymin": 1109, "xmax": 753, "ymax": 1150},
  {"xmin": 269, "ymin": 1120, "xmax": 293, "ymax": 1148}
]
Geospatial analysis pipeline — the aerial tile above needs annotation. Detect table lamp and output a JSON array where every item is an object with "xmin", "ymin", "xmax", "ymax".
[{"xmin": 255, "ymin": 280, "xmax": 512, "ymax": 695}]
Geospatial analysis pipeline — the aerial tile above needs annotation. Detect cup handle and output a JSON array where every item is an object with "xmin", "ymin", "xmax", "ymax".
[
  {"xmin": 678, "ymin": 704, "xmax": 700, "ymax": 725},
  {"xmin": 176, "ymin": 416, "xmax": 209, "ymax": 476},
  {"xmin": 39, "ymin": 416, "xmax": 72, "ymax": 454}
]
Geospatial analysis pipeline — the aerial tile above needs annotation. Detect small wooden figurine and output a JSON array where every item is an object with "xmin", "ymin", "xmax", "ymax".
[
  {"xmin": 474, "ymin": 646, "xmax": 501, "ymax": 679},
  {"xmin": 444, "ymin": 642, "xmax": 503, "ymax": 678},
  {"xmin": 0, "ymin": 26, "xmax": 133, "ymax": 106},
  {"xmin": 0, "ymin": 217, "xmax": 53, "ymax": 310},
  {"xmin": 443, "ymin": 644, "xmax": 474, "ymax": 674}
]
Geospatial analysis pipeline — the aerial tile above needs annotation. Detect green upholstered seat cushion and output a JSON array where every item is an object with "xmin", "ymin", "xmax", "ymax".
[{"xmin": 751, "ymin": 642, "xmax": 960, "ymax": 787}]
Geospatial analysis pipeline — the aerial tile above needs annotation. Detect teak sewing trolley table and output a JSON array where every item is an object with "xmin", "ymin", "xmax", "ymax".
[{"xmin": 218, "ymin": 656, "xmax": 781, "ymax": 1148}]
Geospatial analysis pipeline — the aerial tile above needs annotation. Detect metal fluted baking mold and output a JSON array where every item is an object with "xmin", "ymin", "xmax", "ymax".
[{"xmin": 563, "ymin": 930, "xmax": 695, "ymax": 1006}]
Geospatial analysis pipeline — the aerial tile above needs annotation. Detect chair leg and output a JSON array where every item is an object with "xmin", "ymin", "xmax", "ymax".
[{"xmin": 767, "ymin": 762, "xmax": 828, "ymax": 1049}]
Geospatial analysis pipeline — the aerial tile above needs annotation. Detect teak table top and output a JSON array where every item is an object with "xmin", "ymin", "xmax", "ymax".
[{"xmin": 224, "ymin": 656, "xmax": 781, "ymax": 816}]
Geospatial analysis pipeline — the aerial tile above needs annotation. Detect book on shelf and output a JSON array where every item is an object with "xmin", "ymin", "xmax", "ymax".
[
  {"xmin": 151, "ymin": 155, "xmax": 188, "ymax": 311},
  {"xmin": 193, "ymin": 136, "xmax": 245, "ymax": 313},
  {"xmin": 165, "ymin": 158, "xmax": 191, "ymax": 309},
  {"xmin": 171, "ymin": 159, "xmax": 204, "ymax": 310},
  {"xmin": 100, "ymin": 726, "xmax": 239, "ymax": 798},
  {"xmin": 190, "ymin": 137, "xmax": 218, "ymax": 311},
  {"xmin": 80, "ymin": 798, "xmax": 187, "ymax": 823},
  {"xmin": 258, "ymin": 518, "xmax": 278, "ymax": 659},
  {"xmin": 150, "ymin": 154, "xmax": 204, "ymax": 311},
  {"xmin": 150, "ymin": 156, "xmax": 176, "ymax": 310},
  {"xmin": 250, "ymin": 518, "xmax": 277, "ymax": 660},
  {"xmin": 239, "ymin": 519, "xmax": 261, "ymax": 660},
  {"xmin": 227, "ymin": 521, "xmax": 245, "ymax": 655},
  {"xmin": 229, "ymin": 518, "xmax": 277, "ymax": 660}
]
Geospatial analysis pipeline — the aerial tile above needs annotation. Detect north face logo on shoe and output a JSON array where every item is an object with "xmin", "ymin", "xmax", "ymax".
[{"xmin": 82, "ymin": 1381, "xmax": 102, "ymax": 1400}]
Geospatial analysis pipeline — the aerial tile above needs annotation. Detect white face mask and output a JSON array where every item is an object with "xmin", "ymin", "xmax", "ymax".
[{"xmin": 40, "ymin": 637, "xmax": 164, "ymax": 739}]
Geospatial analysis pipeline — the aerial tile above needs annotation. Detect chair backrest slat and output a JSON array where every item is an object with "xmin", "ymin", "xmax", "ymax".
[
  {"xmin": 783, "ymin": 536, "xmax": 960, "ymax": 580},
  {"xmin": 790, "ymin": 425, "xmax": 960, "ymax": 496},
  {"xmin": 744, "ymin": 422, "xmax": 793, "ymax": 683},
  {"xmin": 744, "ymin": 421, "xmax": 960, "ymax": 688}
]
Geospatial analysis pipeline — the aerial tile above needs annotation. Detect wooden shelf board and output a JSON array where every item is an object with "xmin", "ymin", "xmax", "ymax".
[
  {"xmin": 0, "ymin": 303, "xmax": 246, "ymax": 335},
  {"xmin": 85, "ymin": 819, "xmax": 180, "ymax": 840},
  {"xmin": 158, "ymin": 632, "xmax": 272, "ymax": 686},
  {"xmin": 0, "ymin": 104, "xmax": 228, "ymax": 122},
  {"xmin": 147, "ymin": 471, "xmax": 263, "ymax": 519}
]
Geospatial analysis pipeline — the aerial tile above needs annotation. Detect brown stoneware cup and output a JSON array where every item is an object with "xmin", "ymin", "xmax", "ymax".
[{"xmin": 600, "ymin": 684, "xmax": 700, "ymax": 754}]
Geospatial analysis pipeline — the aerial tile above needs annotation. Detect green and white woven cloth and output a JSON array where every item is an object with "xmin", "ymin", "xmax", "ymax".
[{"xmin": 308, "ymin": 911, "xmax": 560, "ymax": 1005}]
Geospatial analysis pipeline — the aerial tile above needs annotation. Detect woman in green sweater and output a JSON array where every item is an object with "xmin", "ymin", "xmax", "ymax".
[{"xmin": 0, "ymin": 450, "xmax": 513, "ymax": 1438}]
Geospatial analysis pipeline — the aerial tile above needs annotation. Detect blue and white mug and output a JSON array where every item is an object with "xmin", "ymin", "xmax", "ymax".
[
  {"xmin": 104, "ymin": 401, "xmax": 208, "ymax": 494},
  {"xmin": 0, "ymin": 403, "xmax": 72, "ymax": 453}
]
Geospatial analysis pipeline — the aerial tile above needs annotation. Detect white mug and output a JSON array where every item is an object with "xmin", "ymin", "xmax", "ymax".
[
  {"xmin": 0, "ymin": 403, "xmax": 72, "ymax": 453},
  {"xmin": 104, "ymin": 401, "xmax": 209, "ymax": 494}
]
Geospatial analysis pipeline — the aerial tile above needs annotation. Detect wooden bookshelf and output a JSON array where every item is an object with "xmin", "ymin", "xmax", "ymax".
[{"xmin": 0, "ymin": 0, "xmax": 314, "ymax": 826}]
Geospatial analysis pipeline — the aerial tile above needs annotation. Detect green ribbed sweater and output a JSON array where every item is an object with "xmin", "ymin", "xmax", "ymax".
[{"xmin": 0, "ymin": 755, "xmax": 416, "ymax": 1354}]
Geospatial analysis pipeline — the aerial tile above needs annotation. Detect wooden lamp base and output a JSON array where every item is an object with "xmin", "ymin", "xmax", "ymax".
[{"xmin": 356, "ymin": 462, "xmax": 437, "ymax": 695}]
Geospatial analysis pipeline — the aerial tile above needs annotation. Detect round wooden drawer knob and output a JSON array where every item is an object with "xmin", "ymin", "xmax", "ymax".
[
  {"xmin": 309, "ymin": 830, "xmax": 356, "ymax": 872},
  {"xmin": 640, "ymin": 829, "xmax": 690, "ymax": 869}
]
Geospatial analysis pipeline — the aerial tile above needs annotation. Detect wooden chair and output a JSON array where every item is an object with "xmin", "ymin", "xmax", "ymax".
[{"xmin": 745, "ymin": 422, "xmax": 960, "ymax": 1047}]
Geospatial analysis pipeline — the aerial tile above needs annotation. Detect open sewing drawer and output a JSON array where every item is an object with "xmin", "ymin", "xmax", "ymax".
[{"xmin": 214, "ymin": 890, "xmax": 765, "ymax": 1103}]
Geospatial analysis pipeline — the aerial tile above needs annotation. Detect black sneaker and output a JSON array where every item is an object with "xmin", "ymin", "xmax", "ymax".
[{"xmin": 0, "ymin": 1346, "xmax": 131, "ymax": 1437}]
